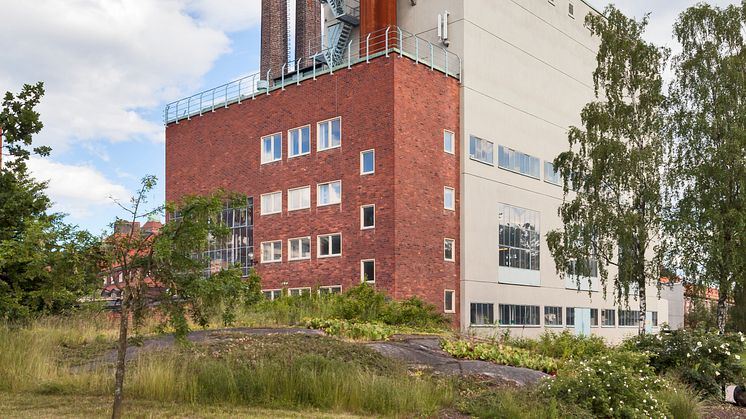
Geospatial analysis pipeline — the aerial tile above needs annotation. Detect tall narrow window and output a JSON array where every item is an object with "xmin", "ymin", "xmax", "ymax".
[
  {"xmin": 288, "ymin": 186, "xmax": 311, "ymax": 211},
  {"xmin": 361, "ymin": 259, "xmax": 375, "ymax": 283},
  {"xmin": 444, "ymin": 290, "xmax": 455, "ymax": 313},
  {"xmin": 288, "ymin": 237, "xmax": 311, "ymax": 260},
  {"xmin": 568, "ymin": 2, "xmax": 574, "ymax": 17},
  {"xmin": 566, "ymin": 307, "xmax": 575, "ymax": 326},
  {"xmin": 444, "ymin": 130, "xmax": 455, "ymax": 154},
  {"xmin": 261, "ymin": 133, "xmax": 282, "ymax": 164},
  {"xmin": 361, "ymin": 205, "xmax": 375, "ymax": 229},
  {"xmin": 601, "ymin": 309, "xmax": 615, "ymax": 326},
  {"xmin": 318, "ymin": 233, "xmax": 342, "ymax": 257},
  {"xmin": 261, "ymin": 240, "xmax": 282, "ymax": 263},
  {"xmin": 444, "ymin": 187, "xmax": 455, "ymax": 210},
  {"xmin": 288, "ymin": 125, "xmax": 310, "ymax": 158},
  {"xmin": 317, "ymin": 181, "xmax": 341, "ymax": 206},
  {"xmin": 260, "ymin": 191, "xmax": 282, "ymax": 215},
  {"xmin": 317, "ymin": 117, "xmax": 341, "ymax": 151},
  {"xmin": 360, "ymin": 149, "xmax": 375, "ymax": 175},
  {"xmin": 469, "ymin": 135, "xmax": 494, "ymax": 165},
  {"xmin": 444, "ymin": 238, "xmax": 455, "ymax": 261},
  {"xmin": 498, "ymin": 204, "xmax": 540, "ymax": 270}
]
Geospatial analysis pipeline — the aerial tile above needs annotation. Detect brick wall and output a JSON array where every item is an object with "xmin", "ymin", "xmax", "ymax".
[
  {"xmin": 166, "ymin": 56, "xmax": 461, "ymax": 324},
  {"xmin": 261, "ymin": 0, "xmax": 288, "ymax": 78}
]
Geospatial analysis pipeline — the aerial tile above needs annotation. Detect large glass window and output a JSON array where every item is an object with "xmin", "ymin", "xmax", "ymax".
[
  {"xmin": 361, "ymin": 259, "xmax": 375, "ymax": 283},
  {"xmin": 469, "ymin": 135, "xmax": 494, "ymax": 165},
  {"xmin": 260, "ymin": 191, "xmax": 282, "ymax": 215},
  {"xmin": 544, "ymin": 161, "xmax": 562, "ymax": 185},
  {"xmin": 203, "ymin": 198, "xmax": 254, "ymax": 277},
  {"xmin": 601, "ymin": 309, "xmax": 615, "ymax": 326},
  {"xmin": 361, "ymin": 150, "xmax": 375, "ymax": 175},
  {"xmin": 567, "ymin": 258, "xmax": 599, "ymax": 278},
  {"xmin": 498, "ymin": 204, "xmax": 540, "ymax": 270},
  {"xmin": 618, "ymin": 309, "xmax": 639, "ymax": 327},
  {"xmin": 544, "ymin": 306, "xmax": 563, "ymax": 326},
  {"xmin": 261, "ymin": 240, "xmax": 282, "ymax": 263},
  {"xmin": 470, "ymin": 303, "xmax": 494, "ymax": 325},
  {"xmin": 318, "ymin": 117, "xmax": 341, "ymax": 151},
  {"xmin": 288, "ymin": 126, "xmax": 310, "ymax": 158},
  {"xmin": 318, "ymin": 233, "xmax": 341, "ymax": 257},
  {"xmin": 498, "ymin": 145, "xmax": 540, "ymax": 178},
  {"xmin": 261, "ymin": 133, "xmax": 282, "ymax": 164},
  {"xmin": 288, "ymin": 237, "xmax": 311, "ymax": 260},
  {"xmin": 499, "ymin": 304, "xmax": 540, "ymax": 326},
  {"xmin": 288, "ymin": 186, "xmax": 310, "ymax": 211},
  {"xmin": 318, "ymin": 181, "xmax": 341, "ymax": 206}
]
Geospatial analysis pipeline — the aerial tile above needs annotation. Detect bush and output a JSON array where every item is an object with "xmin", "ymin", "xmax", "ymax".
[
  {"xmin": 380, "ymin": 297, "xmax": 448, "ymax": 329},
  {"xmin": 623, "ymin": 328, "xmax": 746, "ymax": 397},
  {"xmin": 541, "ymin": 351, "xmax": 667, "ymax": 418},
  {"xmin": 304, "ymin": 318, "xmax": 397, "ymax": 341},
  {"xmin": 656, "ymin": 377, "xmax": 704, "ymax": 419},
  {"xmin": 441, "ymin": 339, "xmax": 558, "ymax": 374},
  {"xmin": 505, "ymin": 331, "xmax": 609, "ymax": 361}
]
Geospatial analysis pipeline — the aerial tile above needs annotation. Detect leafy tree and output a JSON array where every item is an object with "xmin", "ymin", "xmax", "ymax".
[
  {"xmin": 107, "ymin": 178, "xmax": 259, "ymax": 419},
  {"xmin": 665, "ymin": 1, "xmax": 746, "ymax": 334},
  {"xmin": 546, "ymin": 6, "xmax": 668, "ymax": 335}
]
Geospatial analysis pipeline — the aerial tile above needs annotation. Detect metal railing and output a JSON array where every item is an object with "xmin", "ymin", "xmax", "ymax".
[{"xmin": 164, "ymin": 26, "xmax": 461, "ymax": 125}]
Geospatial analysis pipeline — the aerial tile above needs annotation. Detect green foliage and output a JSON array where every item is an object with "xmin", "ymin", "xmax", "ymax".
[
  {"xmin": 441, "ymin": 339, "xmax": 558, "ymax": 374},
  {"xmin": 305, "ymin": 318, "xmax": 399, "ymax": 341},
  {"xmin": 685, "ymin": 298, "xmax": 719, "ymax": 331},
  {"xmin": 622, "ymin": 328, "xmax": 746, "ymax": 397},
  {"xmin": 541, "ymin": 351, "xmax": 667, "ymax": 418},
  {"xmin": 502, "ymin": 331, "xmax": 608, "ymax": 362},
  {"xmin": 656, "ymin": 378, "xmax": 704, "ymax": 419}
]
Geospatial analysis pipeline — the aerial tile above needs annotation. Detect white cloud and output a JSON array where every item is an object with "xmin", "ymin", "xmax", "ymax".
[
  {"xmin": 27, "ymin": 157, "xmax": 130, "ymax": 219},
  {"xmin": 185, "ymin": 0, "xmax": 262, "ymax": 32}
]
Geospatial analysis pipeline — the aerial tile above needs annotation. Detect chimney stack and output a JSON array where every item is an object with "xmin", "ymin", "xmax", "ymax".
[{"xmin": 261, "ymin": 0, "xmax": 321, "ymax": 79}]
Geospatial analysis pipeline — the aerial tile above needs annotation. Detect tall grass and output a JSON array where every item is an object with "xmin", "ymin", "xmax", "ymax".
[{"xmin": 657, "ymin": 378, "xmax": 704, "ymax": 419}]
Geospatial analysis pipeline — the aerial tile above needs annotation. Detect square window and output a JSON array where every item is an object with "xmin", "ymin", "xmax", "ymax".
[
  {"xmin": 261, "ymin": 240, "xmax": 282, "ymax": 263},
  {"xmin": 544, "ymin": 306, "xmax": 563, "ymax": 326},
  {"xmin": 288, "ymin": 126, "xmax": 311, "ymax": 158},
  {"xmin": 361, "ymin": 259, "xmax": 375, "ymax": 283},
  {"xmin": 288, "ymin": 186, "xmax": 310, "ymax": 211},
  {"xmin": 361, "ymin": 149, "xmax": 375, "ymax": 175},
  {"xmin": 361, "ymin": 205, "xmax": 375, "ymax": 229},
  {"xmin": 261, "ymin": 133, "xmax": 282, "ymax": 164},
  {"xmin": 318, "ymin": 117, "xmax": 341, "ymax": 151},
  {"xmin": 288, "ymin": 237, "xmax": 311, "ymax": 260},
  {"xmin": 444, "ymin": 130, "xmax": 455, "ymax": 154},
  {"xmin": 260, "ymin": 191, "xmax": 282, "ymax": 215},
  {"xmin": 444, "ymin": 290, "xmax": 455, "ymax": 313},
  {"xmin": 317, "ymin": 181, "xmax": 341, "ymax": 206},
  {"xmin": 444, "ymin": 187, "xmax": 455, "ymax": 210},
  {"xmin": 444, "ymin": 238, "xmax": 455, "ymax": 261},
  {"xmin": 318, "ymin": 233, "xmax": 342, "ymax": 257}
]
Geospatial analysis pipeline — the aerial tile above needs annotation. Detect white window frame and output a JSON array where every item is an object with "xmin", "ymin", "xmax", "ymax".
[
  {"xmin": 444, "ymin": 289, "xmax": 455, "ymax": 313},
  {"xmin": 444, "ymin": 238, "xmax": 455, "ymax": 262},
  {"xmin": 261, "ymin": 132, "xmax": 282, "ymax": 164},
  {"xmin": 288, "ymin": 236, "xmax": 312, "ymax": 261},
  {"xmin": 317, "ymin": 117, "xmax": 342, "ymax": 151},
  {"xmin": 288, "ymin": 186, "xmax": 311, "ymax": 211},
  {"xmin": 260, "ymin": 240, "xmax": 283, "ymax": 263},
  {"xmin": 262, "ymin": 289, "xmax": 283, "ymax": 301},
  {"xmin": 289, "ymin": 287, "xmax": 312, "ymax": 297},
  {"xmin": 444, "ymin": 129, "xmax": 455, "ymax": 154},
  {"xmin": 260, "ymin": 191, "xmax": 283, "ymax": 215},
  {"xmin": 360, "ymin": 204, "xmax": 375, "ymax": 230},
  {"xmin": 118, "ymin": 272, "xmax": 123, "ymax": 283},
  {"xmin": 469, "ymin": 135, "xmax": 494, "ymax": 165},
  {"xmin": 444, "ymin": 187, "xmax": 455, "ymax": 211},
  {"xmin": 361, "ymin": 259, "xmax": 375, "ymax": 283},
  {"xmin": 317, "ymin": 180, "xmax": 342, "ymax": 207},
  {"xmin": 360, "ymin": 149, "xmax": 375, "ymax": 175},
  {"xmin": 317, "ymin": 233, "xmax": 342, "ymax": 258},
  {"xmin": 287, "ymin": 125, "xmax": 311, "ymax": 158},
  {"xmin": 319, "ymin": 285, "xmax": 342, "ymax": 295},
  {"xmin": 568, "ymin": 2, "xmax": 575, "ymax": 17}
]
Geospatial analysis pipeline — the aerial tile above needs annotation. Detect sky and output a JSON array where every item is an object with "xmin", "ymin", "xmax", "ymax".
[{"xmin": 0, "ymin": 0, "xmax": 740, "ymax": 235}]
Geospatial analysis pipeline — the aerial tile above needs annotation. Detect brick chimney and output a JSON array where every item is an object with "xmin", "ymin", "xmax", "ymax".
[
  {"xmin": 295, "ymin": 0, "xmax": 321, "ymax": 66},
  {"xmin": 261, "ymin": 0, "xmax": 321, "ymax": 79}
]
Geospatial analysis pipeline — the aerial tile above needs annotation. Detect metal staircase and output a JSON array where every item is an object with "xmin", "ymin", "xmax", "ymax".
[{"xmin": 317, "ymin": 0, "xmax": 359, "ymax": 67}]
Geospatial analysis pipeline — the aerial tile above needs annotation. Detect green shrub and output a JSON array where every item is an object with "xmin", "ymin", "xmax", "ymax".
[
  {"xmin": 441, "ymin": 339, "xmax": 558, "ymax": 374},
  {"xmin": 541, "ymin": 351, "xmax": 667, "ymax": 418},
  {"xmin": 656, "ymin": 377, "xmax": 704, "ymax": 419},
  {"xmin": 623, "ymin": 328, "xmax": 746, "ymax": 397},
  {"xmin": 380, "ymin": 297, "xmax": 448, "ymax": 329},
  {"xmin": 304, "ymin": 318, "xmax": 396, "ymax": 341},
  {"xmin": 505, "ymin": 330, "xmax": 608, "ymax": 361}
]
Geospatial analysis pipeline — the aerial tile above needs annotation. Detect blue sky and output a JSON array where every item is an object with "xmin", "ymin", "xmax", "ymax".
[{"xmin": 0, "ymin": 0, "xmax": 739, "ymax": 236}]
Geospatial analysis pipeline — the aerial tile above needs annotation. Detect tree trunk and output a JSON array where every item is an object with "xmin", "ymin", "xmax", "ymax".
[
  {"xmin": 638, "ymin": 280, "xmax": 647, "ymax": 335},
  {"xmin": 111, "ymin": 291, "xmax": 130, "ymax": 419},
  {"xmin": 717, "ymin": 288, "xmax": 728, "ymax": 335}
]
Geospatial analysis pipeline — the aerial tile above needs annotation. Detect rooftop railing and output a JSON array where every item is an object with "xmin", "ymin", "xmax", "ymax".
[{"xmin": 164, "ymin": 26, "xmax": 461, "ymax": 125}]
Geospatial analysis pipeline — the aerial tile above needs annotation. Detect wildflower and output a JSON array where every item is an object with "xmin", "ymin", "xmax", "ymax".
[
  {"xmin": 716, "ymin": 371, "xmax": 721, "ymax": 376},
  {"xmin": 736, "ymin": 354, "xmax": 741, "ymax": 360},
  {"xmin": 687, "ymin": 353, "xmax": 691, "ymax": 358},
  {"xmin": 697, "ymin": 341, "xmax": 702, "ymax": 347}
]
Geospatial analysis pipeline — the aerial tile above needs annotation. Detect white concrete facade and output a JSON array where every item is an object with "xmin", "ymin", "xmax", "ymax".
[{"xmin": 397, "ymin": 0, "xmax": 668, "ymax": 343}]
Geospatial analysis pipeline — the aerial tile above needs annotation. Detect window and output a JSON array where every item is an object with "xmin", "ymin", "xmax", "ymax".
[
  {"xmin": 469, "ymin": 135, "xmax": 494, "ymax": 165},
  {"xmin": 288, "ymin": 125, "xmax": 310, "ymax": 158},
  {"xmin": 203, "ymin": 198, "xmax": 254, "ymax": 277},
  {"xmin": 566, "ymin": 307, "xmax": 576, "ymax": 326},
  {"xmin": 444, "ymin": 238, "xmax": 455, "ymax": 261},
  {"xmin": 319, "ymin": 285, "xmax": 342, "ymax": 295},
  {"xmin": 567, "ymin": 258, "xmax": 599, "ymax": 278},
  {"xmin": 361, "ymin": 205, "xmax": 375, "ymax": 229},
  {"xmin": 444, "ymin": 187, "xmax": 455, "ymax": 210},
  {"xmin": 591, "ymin": 308, "xmax": 599, "ymax": 326},
  {"xmin": 262, "ymin": 289, "xmax": 282, "ymax": 300},
  {"xmin": 444, "ymin": 290, "xmax": 455, "ymax": 313},
  {"xmin": 498, "ymin": 204, "xmax": 540, "ymax": 271},
  {"xmin": 289, "ymin": 287, "xmax": 311, "ymax": 297},
  {"xmin": 317, "ymin": 181, "xmax": 341, "ymax": 206},
  {"xmin": 318, "ymin": 233, "xmax": 342, "ymax": 258},
  {"xmin": 288, "ymin": 237, "xmax": 311, "ymax": 261},
  {"xmin": 651, "ymin": 311, "xmax": 658, "ymax": 326},
  {"xmin": 470, "ymin": 303, "xmax": 494, "ymax": 325},
  {"xmin": 261, "ymin": 133, "xmax": 282, "ymax": 163},
  {"xmin": 118, "ymin": 272, "xmax": 123, "ymax": 283},
  {"xmin": 444, "ymin": 130, "xmax": 455, "ymax": 154},
  {"xmin": 360, "ymin": 149, "xmax": 375, "ymax": 175},
  {"xmin": 288, "ymin": 186, "xmax": 310, "ymax": 211},
  {"xmin": 601, "ymin": 309, "xmax": 615, "ymax": 326},
  {"xmin": 544, "ymin": 161, "xmax": 562, "ymax": 186},
  {"xmin": 317, "ymin": 117, "xmax": 341, "ymax": 151},
  {"xmin": 618, "ymin": 309, "xmax": 640, "ymax": 327},
  {"xmin": 260, "ymin": 191, "xmax": 282, "ymax": 215},
  {"xmin": 499, "ymin": 304, "xmax": 540, "ymax": 326},
  {"xmin": 361, "ymin": 259, "xmax": 375, "ymax": 283},
  {"xmin": 498, "ymin": 145, "xmax": 541, "ymax": 178},
  {"xmin": 544, "ymin": 306, "xmax": 563, "ymax": 326},
  {"xmin": 568, "ymin": 2, "xmax": 574, "ymax": 17},
  {"xmin": 261, "ymin": 240, "xmax": 282, "ymax": 263}
]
